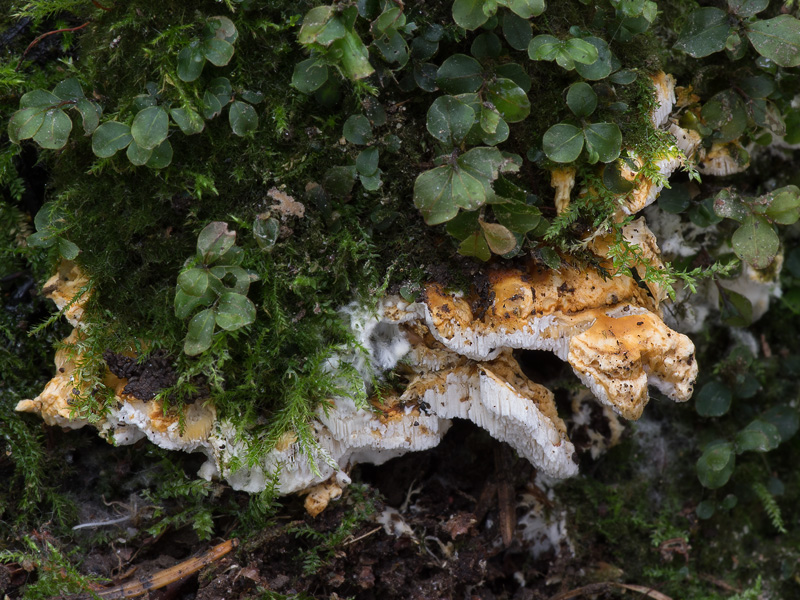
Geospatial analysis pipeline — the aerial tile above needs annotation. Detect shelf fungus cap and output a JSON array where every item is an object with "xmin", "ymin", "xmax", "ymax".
[
  {"xmin": 41, "ymin": 261, "xmax": 91, "ymax": 328},
  {"xmin": 698, "ymin": 142, "xmax": 751, "ymax": 176},
  {"xmin": 568, "ymin": 312, "xmax": 697, "ymax": 420},
  {"xmin": 650, "ymin": 72, "xmax": 676, "ymax": 128}
]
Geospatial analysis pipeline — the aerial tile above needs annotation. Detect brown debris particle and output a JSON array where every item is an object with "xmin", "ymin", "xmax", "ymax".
[{"xmin": 268, "ymin": 187, "xmax": 305, "ymax": 218}]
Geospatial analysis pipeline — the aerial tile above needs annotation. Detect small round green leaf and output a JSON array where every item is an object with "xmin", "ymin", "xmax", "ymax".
[
  {"xmin": 131, "ymin": 106, "xmax": 169, "ymax": 150},
  {"xmin": 674, "ymin": 7, "xmax": 730, "ymax": 58},
  {"xmin": 207, "ymin": 15, "xmax": 238, "ymax": 43},
  {"xmin": 564, "ymin": 38, "xmax": 599, "ymax": 65},
  {"xmin": 528, "ymin": 34, "xmax": 560, "ymax": 61},
  {"xmin": 20, "ymin": 89, "xmax": 59, "ymax": 109},
  {"xmin": 486, "ymin": 78, "xmax": 530, "ymax": 123},
  {"xmin": 8, "ymin": 107, "xmax": 46, "ymax": 143},
  {"xmin": 437, "ymin": 54, "xmax": 483, "ymax": 94},
  {"xmin": 471, "ymin": 32, "xmax": 502, "ymax": 59},
  {"xmin": 57, "ymin": 237, "xmax": 80, "ymax": 260},
  {"xmin": 602, "ymin": 162, "xmax": 635, "ymax": 194},
  {"xmin": 659, "ymin": 184, "xmax": 691, "ymax": 213},
  {"xmin": 493, "ymin": 201, "xmax": 541, "ymax": 234},
  {"xmin": 718, "ymin": 285, "xmax": 753, "ymax": 327},
  {"xmin": 543, "ymin": 123, "xmax": 584, "ymax": 163},
  {"xmin": 413, "ymin": 165, "xmax": 485, "ymax": 225},
  {"xmin": 735, "ymin": 420, "xmax": 782, "ymax": 453},
  {"xmin": 198, "ymin": 221, "xmax": 236, "ymax": 263},
  {"xmin": 427, "ymin": 95, "xmax": 476, "ymax": 145},
  {"xmin": 574, "ymin": 37, "xmax": 614, "ymax": 80},
  {"xmin": 504, "ymin": 0, "xmax": 545, "ymax": 19},
  {"xmin": 761, "ymin": 406, "xmax": 799, "ymax": 442},
  {"xmin": 146, "ymin": 139, "xmax": 172, "ymax": 169},
  {"xmin": 697, "ymin": 441, "xmax": 735, "ymax": 489},
  {"xmin": 452, "ymin": 0, "xmax": 490, "ymax": 30},
  {"xmin": 583, "ymin": 122, "xmax": 622, "ymax": 163},
  {"xmin": 202, "ymin": 38, "xmax": 235, "ymax": 67},
  {"xmin": 178, "ymin": 268, "xmax": 210, "ymax": 297},
  {"xmin": 229, "ymin": 101, "xmax": 258, "ymax": 136},
  {"xmin": 75, "ymin": 99, "xmax": 101, "ymax": 135},
  {"xmin": 177, "ymin": 44, "xmax": 206, "ymax": 82},
  {"xmin": 696, "ymin": 500, "xmax": 715, "ymax": 520},
  {"xmin": 32, "ymin": 108, "xmax": 72, "ymax": 149},
  {"xmin": 202, "ymin": 91, "xmax": 223, "ymax": 119},
  {"xmin": 729, "ymin": 0, "xmax": 768, "ymax": 17},
  {"xmin": 360, "ymin": 171, "xmax": 383, "ymax": 191},
  {"xmin": 746, "ymin": 15, "xmax": 800, "ymax": 67},
  {"xmin": 208, "ymin": 77, "xmax": 233, "ymax": 106},
  {"xmin": 170, "ymin": 107, "xmax": 205, "ymax": 135},
  {"xmin": 356, "ymin": 146, "xmax": 380, "ymax": 176},
  {"xmin": 53, "ymin": 78, "xmax": 84, "ymax": 101},
  {"xmin": 184, "ymin": 308, "xmax": 216, "ymax": 355},
  {"xmin": 458, "ymin": 231, "xmax": 491, "ymax": 261},
  {"xmin": 126, "ymin": 139, "xmax": 153, "ymax": 166},
  {"xmin": 446, "ymin": 210, "xmax": 481, "ymax": 240},
  {"xmin": 695, "ymin": 381, "xmax": 732, "ymax": 417},
  {"xmin": 292, "ymin": 58, "xmax": 329, "ymax": 94},
  {"xmin": 610, "ymin": 69, "xmax": 637, "ymax": 85},
  {"xmin": 502, "ymin": 12, "xmax": 532, "ymax": 51},
  {"xmin": 215, "ymin": 292, "xmax": 256, "ymax": 331},
  {"xmin": 495, "ymin": 63, "xmax": 531, "ymax": 93},
  {"xmin": 765, "ymin": 185, "xmax": 800, "ymax": 225},
  {"xmin": 566, "ymin": 82, "xmax": 597, "ymax": 118},
  {"xmin": 701, "ymin": 91, "xmax": 747, "ymax": 144},
  {"xmin": 732, "ymin": 215, "xmax": 780, "ymax": 269},
  {"xmin": 343, "ymin": 114, "xmax": 373, "ymax": 145}
]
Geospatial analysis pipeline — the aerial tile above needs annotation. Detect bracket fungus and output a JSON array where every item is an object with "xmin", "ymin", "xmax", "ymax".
[{"xmin": 20, "ymin": 72, "xmax": 719, "ymax": 515}]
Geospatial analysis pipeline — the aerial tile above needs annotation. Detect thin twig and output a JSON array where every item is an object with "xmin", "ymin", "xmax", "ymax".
[
  {"xmin": 72, "ymin": 515, "xmax": 130, "ymax": 530},
  {"xmin": 343, "ymin": 526, "xmax": 382, "ymax": 546},
  {"xmin": 17, "ymin": 22, "xmax": 90, "ymax": 69},
  {"xmin": 88, "ymin": 538, "xmax": 238, "ymax": 599}
]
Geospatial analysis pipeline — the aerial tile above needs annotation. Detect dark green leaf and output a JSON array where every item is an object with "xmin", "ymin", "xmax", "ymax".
[
  {"xmin": 564, "ymin": 38, "xmax": 599, "ymax": 64},
  {"xmin": 330, "ymin": 30, "xmax": 375, "ymax": 80},
  {"xmin": 356, "ymin": 146, "xmax": 380, "ymax": 176},
  {"xmin": 528, "ymin": 34, "xmax": 560, "ymax": 61},
  {"xmin": 343, "ymin": 114, "xmax": 373, "ymax": 145},
  {"xmin": 501, "ymin": 0, "xmax": 545, "ymax": 18},
  {"xmin": 543, "ymin": 123, "xmax": 584, "ymax": 163},
  {"xmin": 177, "ymin": 44, "xmax": 206, "ymax": 82},
  {"xmin": 413, "ymin": 165, "xmax": 485, "ymax": 225},
  {"xmin": 764, "ymin": 185, "xmax": 800, "ymax": 225},
  {"xmin": 697, "ymin": 441, "xmax": 735, "ymax": 489},
  {"xmin": 170, "ymin": 107, "xmax": 205, "ymax": 135},
  {"xmin": 610, "ymin": 69, "xmax": 637, "ymax": 84},
  {"xmin": 574, "ymin": 37, "xmax": 614, "ymax": 80},
  {"xmin": 495, "ymin": 63, "xmax": 531, "ymax": 92},
  {"xmin": 486, "ymin": 78, "xmax": 530, "ymax": 123},
  {"xmin": 54, "ymin": 78, "xmax": 84, "ymax": 100},
  {"xmin": 540, "ymin": 247, "xmax": 561, "ymax": 269},
  {"xmin": 292, "ymin": 59, "xmax": 329, "ymax": 94},
  {"xmin": 198, "ymin": 221, "xmax": 236, "ymax": 263},
  {"xmin": 583, "ymin": 122, "xmax": 622, "ymax": 163},
  {"xmin": 57, "ymin": 238, "xmax": 80, "ymax": 260},
  {"xmin": 761, "ymin": 406, "xmax": 799, "ymax": 442},
  {"xmin": 184, "ymin": 308, "xmax": 216, "ymax": 355},
  {"xmin": 493, "ymin": 201, "xmax": 541, "ymax": 234},
  {"xmin": 32, "ymin": 108, "xmax": 72, "ymax": 150},
  {"xmin": 202, "ymin": 90, "xmax": 223, "ymax": 119},
  {"xmin": 20, "ymin": 89, "xmax": 59, "ymax": 108},
  {"xmin": 746, "ymin": 15, "xmax": 800, "ymax": 67},
  {"xmin": 360, "ymin": 171, "xmax": 382, "ymax": 191},
  {"xmin": 674, "ymin": 7, "xmax": 729, "ymax": 58},
  {"xmin": 125, "ymin": 139, "xmax": 153, "ymax": 166},
  {"xmin": 728, "ymin": 0, "xmax": 768, "ymax": 17},
  {"xmin": 471, "ymin": 32, "xmax": 502, "ymax": 59},
  {"xmin": 735, "ymin": 420, "xmax": 781, "ymax": 453},
  {"xmin": 695, "ymin": 381, "xmax": 732, "ymax": 417},
  {"xmin": 229, "ymin": 101, "xmax": 258, "ymax": 136},
  {"xmin": 502, "ymin": 11, "xmax": 532, "ymax": 51},
  {"xmin": 75, "ymin": 99, "xmax": 101, "ymax": 135},
  {"xmin": 145, "ymin": 139, "xmax": 172, "ymax": 169},
  {"xmin": 452, "ymin": 0, "xmax": 490, "ymax": 30},
  {"xmin": 240, "ymin": 90, "xmax": 264, "ymax": 104},
  {"xmin": 437, "ymin": 54, "xmax": 483, "ymax": 94},
  {"xmin": 731, "ymin": 215, "xmax": 779, "ymax": 269},
  {"xmin": 458, "ymin": 231, "xmax": 491, "ymax": 261},
  {"xmin": 208, "ymin": 77, "xmax": 233, "ymax": 106},
  {"xmin": 215, "ymin": 292, "xmax": 256, "ymax": 331},
  {"xmin": 202, "ymin": 38, "xmax": 234, "ymax": 67},
  {"xmin": 375, "ymin": 31, "xmax": 409, "ymax": 66},
  {"xmin": 427, "ymin": 95, "xmax": 476, "ymax": 145},
  {"xmin": 298, "ymin": 6, "xmax": 342, "ymax": 45},
  {"xmin": 446, "ymin": 210, "xmax": 481, "ymax": 240},
  {"xmin": 658, "ymin": 183, "xmax": 691, "ymax": 213},
  {"xmin": 566, "ymin": 82, "xmax": 597, "ymax": 117},
  {"xmin": 8, "ymin": 107, "xmax": 46, "ymax": 143},
  {"xmin": 602, "ymin": 162, "xmax": 635, "ymax": 194},
  {"xmin": 131, "ymin": 106, "xmax": 168, "ymax": 150},
  {"xmin": 713, "ymin": 189, "xmax": 749, "ymax": 222},
  {"xmin": 696, "ymin": 500, "xmax": 715, "ymax": 519},
  {"xmin": 178, "ymin": 268, "xmax": 210, "ymax": 297},
  {"xmin": 480, "ymin": 106, "xmax": 501, "ymax": 134},
  {"xmin": 701, "ymin": 90, "xmax": 747, "ymax": 143},
  {"xmin": 207, "ymin": 16, "xmax": 238, "ymax": 43},
  {"xmin": 718, "ymin": 285, "xmax": 753, "ymax": 327}
]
